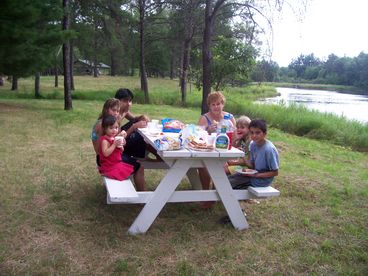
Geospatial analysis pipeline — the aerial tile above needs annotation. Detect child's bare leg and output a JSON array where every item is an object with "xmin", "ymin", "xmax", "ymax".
[
  {"xmin": 134, "ymin": 166, "xmax": 146, "ymax": 191},
  {"xmin": 198, "ymin": 168, "xmax": 211, "ymax": 189}
]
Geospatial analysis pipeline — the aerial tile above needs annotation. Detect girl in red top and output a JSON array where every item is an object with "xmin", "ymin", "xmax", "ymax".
[{"xmin": 99, "ymin": 115, "xmax": 146, "ymax": 190}]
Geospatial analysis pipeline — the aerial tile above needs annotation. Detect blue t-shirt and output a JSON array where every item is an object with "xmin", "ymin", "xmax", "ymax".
[{"xmin": 249, "ymin": 140, "xmax": 279, "ymax": 187}]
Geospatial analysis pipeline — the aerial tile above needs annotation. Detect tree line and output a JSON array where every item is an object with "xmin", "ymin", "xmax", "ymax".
[
  {"xmin": 1, "ymin": 0, "xmax": 366, "ymax": 112},
  {"xmin": 252, "ymin": 52, "xmax": 368, "ymax": 93}
]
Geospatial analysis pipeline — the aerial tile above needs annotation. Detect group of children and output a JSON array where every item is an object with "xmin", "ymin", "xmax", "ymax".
[
  {"xmin": 226, "ymin": 116, "xmax": 279, "ymax": 190},
  {"xmin": 91, "ymin": 89, "xmax": 148, "ymax": 191},
  {"xmin": 91, "ymin": 89, "xmax": 279, "ymax": 195}
]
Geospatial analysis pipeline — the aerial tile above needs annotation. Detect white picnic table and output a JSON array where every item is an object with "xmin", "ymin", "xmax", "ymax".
[{"xmin": 124, "ymin": 128, "xmax": 249, "ymax": 234}]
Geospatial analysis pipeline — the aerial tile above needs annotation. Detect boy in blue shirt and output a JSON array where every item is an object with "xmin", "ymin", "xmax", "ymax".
[{"xmin": 228, "ymin": 119, "xmax": 279, "ymax": 189}]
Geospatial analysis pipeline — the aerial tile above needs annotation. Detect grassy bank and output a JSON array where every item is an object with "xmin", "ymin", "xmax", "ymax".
[
  {"xmin": 1, "ymin": 76, "xmax": 368, "ymax": 152},
  {"xmin": 0, "ymin": 98, "xmax": 367, "ymax": 274}
]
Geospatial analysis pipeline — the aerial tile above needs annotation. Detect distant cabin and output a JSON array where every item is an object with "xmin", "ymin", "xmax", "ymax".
[{"xmin": 74, "ymin": 59, "xmax": 110, "ymax": 75}]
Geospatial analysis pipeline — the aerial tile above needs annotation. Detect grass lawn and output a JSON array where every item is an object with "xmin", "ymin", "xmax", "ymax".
[{"xmin": 0, "ymin": 96, "xmax": 367, "ymax": 275}]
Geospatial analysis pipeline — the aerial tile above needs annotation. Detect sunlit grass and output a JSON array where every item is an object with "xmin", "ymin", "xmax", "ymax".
[{"xmin": 0, "ymin": 98, "xmax": 367, "ymax": 274}]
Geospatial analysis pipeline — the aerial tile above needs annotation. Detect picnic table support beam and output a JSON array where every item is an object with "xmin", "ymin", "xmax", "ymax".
[
  {"xmin": 128, "ymin": 159, "xmax": 193, "ymax": 235},
  {"xmin": 204, "ymin": 159, "xmax": 249, "ymax": 230}
]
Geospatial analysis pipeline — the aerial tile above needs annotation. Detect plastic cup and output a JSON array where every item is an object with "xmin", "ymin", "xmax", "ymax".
[
  {"xmin": 226, "ymin": 131, "xmax": 233, "ymax": 150},
  {"xmin": 115, "ymin": 136, "xmax": 125, "ymax": 148},
  {"xmin": 151, "ymin": 119, "xmax": 159, "ymax": 127},
  {"xmin": 207, "ymin": 133, "xmax": 217, "ymax": 146}
]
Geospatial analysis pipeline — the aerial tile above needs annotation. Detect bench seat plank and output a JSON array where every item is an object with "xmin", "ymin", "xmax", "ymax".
[
  {"xmin": 103, "ymin": 177, "xmax": 139, "ymax": 203},
  {"xmin": 248, "ymin": 186, "xmax": 280, "ymax": 197}
]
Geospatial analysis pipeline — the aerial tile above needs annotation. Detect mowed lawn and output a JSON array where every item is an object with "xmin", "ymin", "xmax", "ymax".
[{"xmin": 0, "ymin": 98, "xmax": 367, "ymax": 275}]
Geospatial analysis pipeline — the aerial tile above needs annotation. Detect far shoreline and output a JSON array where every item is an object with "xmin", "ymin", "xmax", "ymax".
[{"xmin": 256, "ymin": 82, "xmax": 368, "ymax": 96}]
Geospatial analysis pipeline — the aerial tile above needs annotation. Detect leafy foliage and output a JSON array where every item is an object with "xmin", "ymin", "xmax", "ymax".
[{"xmin": 0, "ymin": 0, "xmax": 67, "ymax": 77}]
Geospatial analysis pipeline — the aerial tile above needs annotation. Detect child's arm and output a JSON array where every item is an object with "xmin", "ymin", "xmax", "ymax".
[
  {"xmin": 92, "ymin": 122, "xmax": 103, "ymax": 154},
  {"xmin": 227, "ymin": 157, "xmax": 246, "ymax": 166},
  {"xmin": 248, "ymin": 170, "xmax": 278, "ymax": 178},
  {"xmin": 125, "ymin": 120, "xmax": 147, "ymax": 137},
  {"xmin": 101, "ymin": 139, "xmax": 120, "ymax": 157}
]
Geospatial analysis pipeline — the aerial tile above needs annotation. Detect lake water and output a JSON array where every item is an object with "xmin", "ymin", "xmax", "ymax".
[{"xmin": 259, "ymin": 87, "xmax": 368, "ymax": 124}]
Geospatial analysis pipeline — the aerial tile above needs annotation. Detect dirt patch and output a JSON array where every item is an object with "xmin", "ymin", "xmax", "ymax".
[{"xmin": 0, "ymin": 102, "xmax": 27, "ymax": 112}]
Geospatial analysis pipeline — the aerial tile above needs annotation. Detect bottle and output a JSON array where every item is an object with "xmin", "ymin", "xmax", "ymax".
[
  {"xmin": 217, "ymin": 114, "xmax": 234, "ymax": 133},
  {"xmin": 221, "ymin": 113, "xmax": 234, "ymax": 149},
  {"xmin": 215, "ymin": 127, "xmax": 230, "ymax": 151}
]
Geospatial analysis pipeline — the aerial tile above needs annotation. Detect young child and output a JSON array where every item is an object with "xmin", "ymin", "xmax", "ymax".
[
  {"xmin": 225, "ymin": 115, "xmax": 251, "ymax": 174},
  {"xmin": 98, "ymin": 115, "xmax": 146, "ymax": 190},
  {"xmin": 228, "ymin": 119, "xmax": 279, "ymax": 189},
  {"xmin": 91, "ymin": 98, "xmax": 124, "ymax": 160}
]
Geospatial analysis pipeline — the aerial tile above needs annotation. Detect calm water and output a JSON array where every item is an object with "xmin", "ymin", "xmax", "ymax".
[{"xmin": 259, "ymin": 87, "xmax": 368, "ymax": 124}]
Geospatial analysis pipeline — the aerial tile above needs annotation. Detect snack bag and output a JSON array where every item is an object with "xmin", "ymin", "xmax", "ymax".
[
  {"xmin": 162, "ymin": 118, "xmax": 186, "ymax": 133},
  {"xmin": 154, "ymin": 135, "xmax": 182, "ymax": 151}
]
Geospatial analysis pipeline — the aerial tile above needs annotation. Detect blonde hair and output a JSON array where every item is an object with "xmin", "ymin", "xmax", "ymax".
[
  {"xmin": 236, "ymin": 115, "xmax": 251, "ymax": 128},
  {"xmin": 207, "ymin": 91, "xmax": 226, "ymax": 106}
]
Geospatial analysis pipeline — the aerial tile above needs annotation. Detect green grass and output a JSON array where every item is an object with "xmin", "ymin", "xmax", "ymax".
[{"xmin": 0, "ymin": 98, "xmax": 367, "ymax": 274}]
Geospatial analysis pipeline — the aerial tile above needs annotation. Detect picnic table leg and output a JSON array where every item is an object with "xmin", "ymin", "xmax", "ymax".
[
  {"xmin": 128, "ymin": 159, "xmax": 193, "ymax": 234},
  {"xmin": 204, "ymin": 159, "xmax": 249, "ymax": 230}
]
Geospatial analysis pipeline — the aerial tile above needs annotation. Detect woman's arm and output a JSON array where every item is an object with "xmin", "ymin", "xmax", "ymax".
[{"xmin": 198, "ymin": 115, "xmax": 217, "ymax": 134}]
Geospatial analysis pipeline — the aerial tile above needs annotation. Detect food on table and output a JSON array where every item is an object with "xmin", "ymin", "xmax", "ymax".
[
  {"xmin": 187, "ymin": 137, "xmax": 214, "ymax": 151},
  {"xmin": 154, "ymin": 135, "xmax": 182, "ymax": 150}
]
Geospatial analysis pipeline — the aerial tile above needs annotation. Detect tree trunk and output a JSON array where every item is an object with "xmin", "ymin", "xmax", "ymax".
[
  {"xmin": 170, "ymin": 48, "xmax": 175, "ymax": 80},
  {"xmin": 54, "ymin": 66, "xmax": 58, "ymax": 87},
  {"xmin": 139, "ymin": 0, "xmax": 149, "ymax": 103},
  {"xmin": 11, "ymin": 76, "xmax": 18, "ymax": 90},
  {"xmin": 110, "ymin": 50, "xmax": 116, "ymax": 76},
  {"xmin": 35, "ymin": 72, "xmax": 41, "ymax": 98},
  {"xmin": 202, "ymin": 0, "xmax": 225, "ymax": 114},
  {"xmin": 70, "ymin": 40, "xmax": 74, "ymax": 90},
  {"xmin": 202, "ymin": 0, "xmax": 213, "ymax": 114},
  {"xmin": 180, "ymin": 39, "xmax": 191, "ymax": 105},
  {"xmin": 63, "ymin": 0, "xmax": 72, "ymax": 110},
  {"xmin": 93, "ymin": 22, "xmax": 99, "ymax": 78}
]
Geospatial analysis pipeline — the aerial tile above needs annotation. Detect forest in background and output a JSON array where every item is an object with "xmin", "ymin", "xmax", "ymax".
[{"xmin": 1, "ymin": 0, "xmax": 367, "ymax": 106}]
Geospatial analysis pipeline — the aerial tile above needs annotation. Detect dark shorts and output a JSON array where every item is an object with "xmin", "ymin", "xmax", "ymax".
[
  {"xmin": 228, "ymin": 173, "xmax": 251, "ymax": 189},
  {"xmin": 122, "ymin": 153, "xmax": 141, "ymax": 173},
  {"xmin": 121, "ymin": 121, "xmax": 146, "ymax": 158}
]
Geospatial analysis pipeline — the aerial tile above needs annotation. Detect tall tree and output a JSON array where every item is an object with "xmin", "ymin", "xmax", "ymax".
[
  {"xmin": 137, "ymin": 0, "xmax": 149, "ymax": 103},
  {"xmin": 174, "ymin": 0, "xmax": 202, "ymax": 104},
  {"xmin": 0, "ymin": 0, "xmax": 65, "ymax": 94},
  {"xmin": 63, "ymin": 0, "xmax": 72, "ymax": 110},
  {"xmin": 202, "ymin": 0, "xmax": 226, "ymax": 114}
]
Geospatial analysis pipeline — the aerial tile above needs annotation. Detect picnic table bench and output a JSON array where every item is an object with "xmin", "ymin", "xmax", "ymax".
[{"xmin": 103, "ymin": 176, "xmax": 280, "ymax": 204}]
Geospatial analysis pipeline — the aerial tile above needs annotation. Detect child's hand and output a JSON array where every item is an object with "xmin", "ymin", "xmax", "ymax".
[
  {"xmin": 114, "ymin": 136, "xmax": 125, "ymax": 148},
  {"xmin": 118, "ymin": 130, "xmax": 127, "ymax": 138},
  {"xmin": 227, "ymin": 159, "xmax": 238, "ymax": 166}
]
